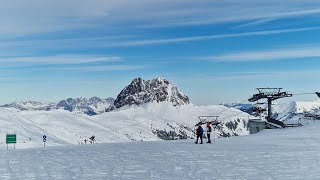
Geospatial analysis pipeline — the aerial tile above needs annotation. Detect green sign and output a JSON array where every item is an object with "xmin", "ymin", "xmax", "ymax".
[{"xmin": 6, "ymin": 134, "xmax": 16, "ymax": 144}]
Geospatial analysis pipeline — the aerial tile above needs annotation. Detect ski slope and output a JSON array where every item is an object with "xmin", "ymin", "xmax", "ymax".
[
  {"xmin": 0, "ymin": 102, "xmax": 250, "ymax": 149},
  {"xmin": 1, "ymin": 123, "xmax": 320, "ymax": 179}
]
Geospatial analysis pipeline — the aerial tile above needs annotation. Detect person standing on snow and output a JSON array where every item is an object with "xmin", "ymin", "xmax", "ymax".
[
  {"xmin": 195, "ymin": 125, "xmax": 204, "ymax": 144},
  {"xmin": 206, "ymin": 122, "xmax": 212, "ymax": 143}
]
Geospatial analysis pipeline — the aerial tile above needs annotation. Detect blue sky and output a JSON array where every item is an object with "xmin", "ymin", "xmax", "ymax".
[{"xmin": 1, "ymin": 0, "xmax": 320, "ymax": 105}]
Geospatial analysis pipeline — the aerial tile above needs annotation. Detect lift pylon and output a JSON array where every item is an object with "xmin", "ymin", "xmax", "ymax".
[{"xmin": 248, "ymin": 88, "xmax": 292, "ymax": 124}]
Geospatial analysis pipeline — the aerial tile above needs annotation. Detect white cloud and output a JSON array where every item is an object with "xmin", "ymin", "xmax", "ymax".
[
  {"xmin": 50, "ymin": 65, "xmax": 146, "ymax": 72},
  {"xmin": 1, "ymin": 0, "xmax": 320, "ymax": 36},
  {"xmin": 208, "ymin": 46, "xmax": 320, "ymax": 62}
]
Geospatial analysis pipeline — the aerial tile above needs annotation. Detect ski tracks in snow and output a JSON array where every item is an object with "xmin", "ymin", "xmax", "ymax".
[{"xmin": 1, "ymin": 124, "xmax": 320, "ymax": 179}]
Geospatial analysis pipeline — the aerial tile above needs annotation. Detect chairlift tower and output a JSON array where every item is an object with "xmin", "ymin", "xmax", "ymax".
[
  {"xmin": 197, "ymin": 115, "xmax": 219, "ymax": 124},
  {"xmin": 248, "ymin": 88, "xmax": 292, "ymax": 122}
]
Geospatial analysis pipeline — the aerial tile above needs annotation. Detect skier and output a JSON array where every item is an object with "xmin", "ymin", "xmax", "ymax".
[
  {"xmin": 195, "ymin": 125, "xmax": 204, "ymax": 144},
  {"xmin": 206, "ymin": 122, "xmax": 212, "ymax": 143},
  {"xmin": 89, "ymin": 135, "xmax": 95, "ymax": 144},
  {"xmin": 84, "ymin": 139, "xmax": 87, "ymax": 144}
]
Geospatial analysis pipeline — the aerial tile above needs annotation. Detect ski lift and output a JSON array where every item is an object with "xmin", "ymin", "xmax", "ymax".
[
  {"xmin": 316, "ymin": 92, "xmax": 320, "ymax": 98},
  {"xmin": 196, "ymin": 116, "xmax": 221, "ymax": 126},
  {"xmin": 195, "ymin": 121, "xmax": 206, "ymax": 126},
  {"xmin": 211, "ymin": 116, "xmax": 221, "ymax": 126}
]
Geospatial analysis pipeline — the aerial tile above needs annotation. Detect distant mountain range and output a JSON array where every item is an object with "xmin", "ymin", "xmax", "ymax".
[
  {"xmin": 3, "ymin": 77, "xmax": 319, "ymax": 123},
  {"xmin": 1, "ymin": 97, "xmax": 115, "ymax": 116},
  {"xmin": 1, "ymin": 77, "xmax": 190, "ymax": 116},
  {"xmin": 221, "ymin": 102, "xmax": 255, "ymax": 114}
]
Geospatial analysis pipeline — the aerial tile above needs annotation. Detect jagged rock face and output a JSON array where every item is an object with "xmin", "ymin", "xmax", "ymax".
[{"xmin": 114, "ymin": 77, "xmax": 190, "ymax": 108}]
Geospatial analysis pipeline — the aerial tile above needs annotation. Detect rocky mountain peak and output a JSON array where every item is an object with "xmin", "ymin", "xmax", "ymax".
[{"xmin": 114, "ymin": 77, "xmax": 190, "ymax": 108}]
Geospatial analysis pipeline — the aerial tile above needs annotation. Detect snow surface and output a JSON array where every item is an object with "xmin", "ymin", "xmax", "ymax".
[
  {"xmin": 0, "ymin": 102, "xmax": 250, "ymax": 149},
  {"xmin": 295, "ymin": 100, "xmax": 320, "ymax": 113},
  {"xmin": 1, "ymin": 123, "xmax": 320, "ymax": 179}
]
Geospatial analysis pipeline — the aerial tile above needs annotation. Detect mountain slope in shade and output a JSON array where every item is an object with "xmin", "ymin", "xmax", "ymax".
[{"xmin": 114, "ymin": 77, "xmax": 190, "ymax": 108}]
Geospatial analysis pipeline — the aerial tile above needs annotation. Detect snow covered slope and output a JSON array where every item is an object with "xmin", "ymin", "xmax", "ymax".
[
  {"xmin": 295, "ymin": 100, "xmax": 320, "ymax": 113},
  {"xmin": 224, "ymin": 99, "xmax": 320, "ymax": 123},
  {"xmin": 0, "ymin": 102, "xmax": 250, "ymax": 149},
  {"xmin": 1, "ymin": 122, "xmax": 320, "ymax": 179}
]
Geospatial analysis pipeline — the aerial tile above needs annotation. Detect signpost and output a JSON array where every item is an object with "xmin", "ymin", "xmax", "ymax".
[
  {"xmin": 6, "ymin": 134, "xmax": 16, "ymax": 149},
  {"xmin": 43, "ymin": 135, "xmax": 47, "ymax": 148},
  {"xmin": 211, "ymin": 118, "xmax": 221, "ymax": 144}
]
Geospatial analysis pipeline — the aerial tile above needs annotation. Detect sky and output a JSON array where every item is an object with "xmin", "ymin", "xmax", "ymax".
[{"xmin": 1, "ymin": 0, "xmax": 320, "ymax": 105}]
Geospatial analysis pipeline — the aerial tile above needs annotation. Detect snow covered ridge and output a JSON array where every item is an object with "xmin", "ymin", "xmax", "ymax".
[
  {"xmin": 56, "ymin": 97, "xmax": 114, "ymax": 115},
  {"xmin": 1, "ymin": 101, "xmax": 56, "ymax": 111},
  {"xmin": 295, "ymin": 100, "xmax": 320, "ymax": 113},
  {"xmin": 113, "ymin": 77, "xmax": 190, "ymax": 109},
  {"xmin": 222, "ymin": 99, "xmax": 320, "ymax": 123},
  {"xmin": 1, "ymin": 97, "xmax": 115, "ymax": 116}
]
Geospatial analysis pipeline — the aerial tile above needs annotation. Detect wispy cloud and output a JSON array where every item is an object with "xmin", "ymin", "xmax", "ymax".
[
  {"xmin": 50, "ymin": 65, "xmax": 146, "ymax": 72},
  {"xmin": 0, "ymin": 55, "xmax": 121, "ymax": 65},
  {"xmin": 197, "ymin": 70, "xmax": 320, "ymax": 81},
  {"xmin": 207, "ymin": 46, "xmax": 320, "ymax": 62},
  {"xmin": 235, "ymin": 19, "xmax": 276, "ymax": 28},
  {"xmin": 133, "ymin": 3, "xmax": 320, "ymax": 28},
  {"xmin": 2, "ymin": 26, "xmax": 318, "ymax": 49},
  {"xmin": 105, "ymin": 27, "xmax": 320, "ymax": 46}
]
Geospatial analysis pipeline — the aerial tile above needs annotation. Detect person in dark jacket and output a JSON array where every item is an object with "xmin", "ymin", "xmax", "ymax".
[
  {"xmin": 206, "ymin": 122, "xmax": 212, "ymax": 143},
  {"xmin": 195, "ymin": 125, "xmax": 204, "ymax": 144}
]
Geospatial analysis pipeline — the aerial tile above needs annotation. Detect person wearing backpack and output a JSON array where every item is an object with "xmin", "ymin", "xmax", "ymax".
[
  {"xmin": 195, "ymin": 125, "xmax": 204, "ymax": 144},
  {"xmin": 206, "ymin": 122, "xmax": 212, "ymax": 143}
]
